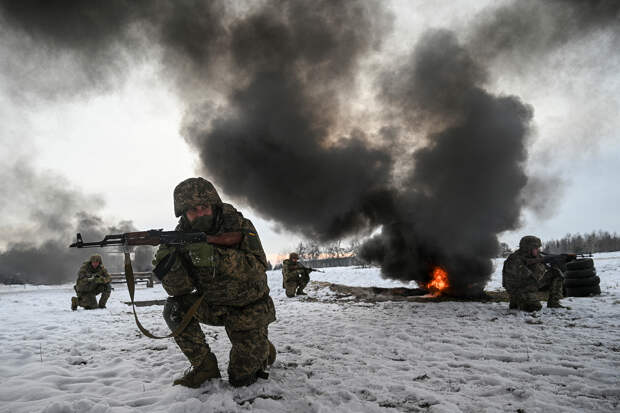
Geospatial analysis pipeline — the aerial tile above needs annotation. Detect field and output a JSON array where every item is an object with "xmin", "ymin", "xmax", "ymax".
[{"xmin": 1, "ymin": 254, "xmax": 619, "ymax": 412}]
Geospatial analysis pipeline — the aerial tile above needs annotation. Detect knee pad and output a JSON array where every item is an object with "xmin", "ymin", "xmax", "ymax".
[{"xmin": 163, "ymin": 298, "xmax": 185, "ymax": 332}]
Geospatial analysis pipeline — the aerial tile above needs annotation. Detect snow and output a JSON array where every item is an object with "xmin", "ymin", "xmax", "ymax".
[{"xmin": 1, "ymin": 254, "xmax": 619, "ymax": 412}]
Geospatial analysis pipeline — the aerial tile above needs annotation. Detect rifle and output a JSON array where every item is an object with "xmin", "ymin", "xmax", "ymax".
[
  {"xmin": 526, "ymin": 252, "xmax": 589, "ymax": 272},
  {"xmin": 69, "ymin": 230, "xmax": 209, "ymax": 340},
  {"xmin": 69, "ymin": 229, "xmax": 207, "ymax": 248},
  {"xmin": 305, "ymin": 267, "xmax": 325, "ymax": 274}
]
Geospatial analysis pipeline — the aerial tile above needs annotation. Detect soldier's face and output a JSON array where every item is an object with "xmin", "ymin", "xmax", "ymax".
[
  {"xmin": 531, "ymin": 247, "xmax": 539, "ymax": 257},
  {"xmin": 186, "ymin": 204, "xmax": 212, "ymax": 223},
  {"xmin": 91, "ymin": 261, "xmax": 100, "ymax": 268}
]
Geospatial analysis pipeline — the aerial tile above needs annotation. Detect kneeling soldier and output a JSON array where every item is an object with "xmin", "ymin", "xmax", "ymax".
[
  {"xmin": 502, "ymin": 235, "xmax": 565, "ymax": 311},
  {"xmin": 154, "ymin": 177, "xmax": 276, "ymax": 388},
  {"xmin": 71, "ymin": 254, "xmax": 112, "ymax": 310},
  {"xmin": 281, "ymin": 252, "xmax": 310, "ymax": 297}
]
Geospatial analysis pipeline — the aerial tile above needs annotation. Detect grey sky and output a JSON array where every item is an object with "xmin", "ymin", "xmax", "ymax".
[{"xmin": 0, "ymin": 0, "xmax": 618, "ymax": 266}]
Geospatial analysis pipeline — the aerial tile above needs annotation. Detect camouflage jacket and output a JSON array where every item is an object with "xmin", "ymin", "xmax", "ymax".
[
  {"xmin": 502, "ymin": 250, "xmax": 546, "ymax": 293},
  {"xmin": 75, "ymin": 261, "xmax": 111, "ymax": 293},
  {"xmin": 155, "ymin": 203, "xmax": 270, "ymax": 307},
  {"xmin": 282, "ymin": 259, "xmax": 307, "ymax": 282}
]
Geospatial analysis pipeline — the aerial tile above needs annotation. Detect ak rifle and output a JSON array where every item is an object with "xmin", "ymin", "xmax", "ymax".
[{"xmin": 69, "ymin": 229, "xmax": 207, "ymax": 249}]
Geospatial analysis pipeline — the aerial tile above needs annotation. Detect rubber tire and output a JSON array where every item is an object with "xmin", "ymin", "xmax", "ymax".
[
  {"xmin": 565, "ymin": 284, "xmax": 601, "ymax": 297},
  {"xmin": 566, "ymin": 259, "xmax": 594, "ymax": 270},
  {"xmin": 564, "ymin": 276, "xmax": 600, "ymax": 288},
  {"xmin": 565, "ymin": 268, "xmax": 596, "ymax": 279}
]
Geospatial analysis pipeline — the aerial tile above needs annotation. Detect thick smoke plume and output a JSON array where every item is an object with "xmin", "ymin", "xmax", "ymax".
[
  {"xmin": 1, "ymin": 1, "xmax": 618, "ymax": 292},
  {"xmin": 361, "ymin": 30, "xmax": 532, "ymax": 294}
]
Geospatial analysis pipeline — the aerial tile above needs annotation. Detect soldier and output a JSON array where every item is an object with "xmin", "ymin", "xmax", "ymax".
[
  {"xmin": 153, "ymin": 177, "xmax": 276, "ymax": 388},
  {"xmin": 502, "ymin": 235, "xmax": 565, "ymax": 312},
  {"xmin": 281, "ymin": 252, "xmax": 310, "ymax": 298},
  {"xmin": 71, "ymin": 254, "xmax": 112, "ymax": 310}
]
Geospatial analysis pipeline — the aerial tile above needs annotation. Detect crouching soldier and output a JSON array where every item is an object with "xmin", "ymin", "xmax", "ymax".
[
  {"xmin": 71, "ymin": 254, "xmax": 112, "ymax": 310},
  {"xmin": 154, "ymin": 177, "xmax": 276, "ymax": 388},
  {"xmin": 281, "ymin": 252, "xmax": 310, "ymax": 297},
  {"xmin": 502, "ymin": 235, "xmax": 565, "ymax": 312}
]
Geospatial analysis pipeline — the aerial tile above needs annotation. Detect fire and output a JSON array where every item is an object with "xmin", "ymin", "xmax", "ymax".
[{"xmin": 426, "ymin": 266, "xmax": 449, "ymax": 294}]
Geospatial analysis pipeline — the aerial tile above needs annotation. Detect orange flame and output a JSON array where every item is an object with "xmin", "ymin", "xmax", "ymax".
[{"xmin": 427, "ymin": 266, "xmax": 449, "ymax": 294}]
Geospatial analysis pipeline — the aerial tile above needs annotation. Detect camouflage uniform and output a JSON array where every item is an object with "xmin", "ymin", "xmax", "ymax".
[
  {"xmin": 155, "ymin": 177, "xmax": 276, "ymax": 388},
  {"xmin": 71, "ymin": 254, "xmax": 112, "ymax": 310},
  {"xmin": 282, "ymin": 253, "xmax": 310, "ymax": 297},
  {"xmin": 502, "ymin": 236, "xmax": 564, "ymax": 311}
]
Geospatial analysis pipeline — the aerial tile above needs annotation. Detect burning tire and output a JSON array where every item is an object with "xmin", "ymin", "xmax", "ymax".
[
  {"xmin": 564, "ymin": 275, "xmax": 600, "ymax": 288},
  {"xmin": 565, "ymin": 284, "xmax": 601, "ymax": 297},
  {"xmin": 566, "ymin": 258, "xmax": 594, "ymax": 271},
  {"xmin": 564, "ymin": 268, "xmax": 596, "ymax": 279}
]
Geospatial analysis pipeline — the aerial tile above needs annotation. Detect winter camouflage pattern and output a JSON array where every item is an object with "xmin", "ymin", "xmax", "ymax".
[
  {"xmin": 72, "ymin": 256, "xmax": 112, "ymax": 310},
  {"xmin": 159, "ymin": 180, "xmax": 275, "ymax": 386},
  {"xmin": 282, "ymin": 258, "xmax": 310, "ymax": 298},
  {"xmin": 173, "ymin": 177, "xmax": 223, "ymax": 217},
  {"xmin": 502, "ymin": 238, "xmax": 564, "ymax": 311}
]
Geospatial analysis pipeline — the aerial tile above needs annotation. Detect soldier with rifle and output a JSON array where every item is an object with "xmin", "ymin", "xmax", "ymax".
[
  {"xmin": 70, "ymin": 177, "xmax": 276, "ymax": 388},
  {"xmin": 281, "ymin": 252, "xmax": 323, "ymax": 297},
  {"xmin": 502, "ymin": 235, "xmax": 576, "ymax": 311},
  {"xmin": 71, "ymin": 254, "xmax": 112, "ymax": 310}
]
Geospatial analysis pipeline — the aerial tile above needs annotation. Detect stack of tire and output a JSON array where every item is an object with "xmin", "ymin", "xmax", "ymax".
[{"xmin": 564, "ymin": 258, "xmax": 601, "ymax": 297}]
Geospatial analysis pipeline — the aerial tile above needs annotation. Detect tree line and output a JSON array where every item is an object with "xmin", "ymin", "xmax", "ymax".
[{"xmin": 542, "ymin": 231, "xmax": 620, "ymax": 254}]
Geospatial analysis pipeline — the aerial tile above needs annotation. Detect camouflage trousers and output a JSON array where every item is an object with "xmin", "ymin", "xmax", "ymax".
[
  {"xmin": 163, "ymin": 292, "xmax": 276, "ymax": 384},
  {"xmin": 508, "ymin": 269, "xmax": 564, "ymax": 312},
  {"xmin": 75, "ymin": 284, "xmax": 111, "ymax": 309},
  {"xmin": 284, "ymin": 272, "xmax": 309, "ymax": 298}
]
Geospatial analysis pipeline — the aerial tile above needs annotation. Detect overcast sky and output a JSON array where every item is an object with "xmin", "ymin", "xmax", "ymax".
[{"xmin": 0, "ymin": 0, "xmax": 618, "ymax": 265}]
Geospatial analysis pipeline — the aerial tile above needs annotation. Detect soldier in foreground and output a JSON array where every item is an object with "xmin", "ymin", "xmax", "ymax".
[
  {"xmin": 502, "ymin": 235, "xmax": 565, "ymax": 311},
  {"xmin": 153, "ymin": 177, "xmax": 276, "ymax": 388},
  {"xmin": 71, "ymin": 254, "xmax": 112, "ymax": 310},
  {"xmin": 281, "ymin": 252, "xmax": 311, "ymax": 297}
]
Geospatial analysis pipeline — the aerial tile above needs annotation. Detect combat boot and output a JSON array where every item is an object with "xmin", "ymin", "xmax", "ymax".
[
  {"xmin": 296, "ymin": 288, "xmax": 307, "ymax": 296},
  {"xmin": 508, "ymin": 296, "xmax": 518, "ymax": 310},
  {"xmin": 547, "ymin": 300, "xmax": 567, "ymax": 309},
  {"xmin": 71, "ymin": 297, "xmax": 78, "ymax": 311},
  {"xmin": 173, "ymin": 352, "xmax": 221, "ymax": 388}
]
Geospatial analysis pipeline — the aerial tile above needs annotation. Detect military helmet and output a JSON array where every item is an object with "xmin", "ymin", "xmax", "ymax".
[
  {"xmin": 173, "ymin": 177, "xmax": 222, "ymax": 217},
  {"xmin": 90, "ymin": 254, "xmax": 102, "ymax": 264},
  {"xmin": 289, "ymin": 252, "xmax": 299, "ymax": 260},
  {"xmin": 519, "ymin": 235, "xmax": 542, "ymax": 251}
]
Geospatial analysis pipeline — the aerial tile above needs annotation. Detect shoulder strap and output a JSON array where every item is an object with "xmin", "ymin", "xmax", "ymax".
[{"xmin": 124, "ymin": 252, "xmax": 204, "ymax": 340}]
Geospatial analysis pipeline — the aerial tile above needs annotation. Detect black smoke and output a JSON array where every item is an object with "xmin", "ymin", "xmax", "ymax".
[
  {"xmin": 357, "ymin": 30, "xmax": 532, "ymax": 295},
  {"xmin": 1, "ymin": 1, "xmax": 618, "ymax": 293}
]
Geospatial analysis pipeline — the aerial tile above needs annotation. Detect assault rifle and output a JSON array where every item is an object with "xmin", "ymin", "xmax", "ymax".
[
  {"xmin": 526, "ymin": 252, "xmax": 589, "ymax": 272},
  {"xmin": 69, "ymin": 229, "xmax": 207, "ymax": 249},
  {"xmin": 304, "ymin": 267, "xmax": 325, "ymax": 274}
]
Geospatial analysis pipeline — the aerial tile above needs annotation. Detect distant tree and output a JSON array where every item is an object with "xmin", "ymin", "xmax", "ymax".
[
  {"xmin": 306, "ymin": 241, "xmax": 321, "ymax": 260},
  {"xmin": 266, "ymin": 260, "xmax": 273, "ymax": 271}
]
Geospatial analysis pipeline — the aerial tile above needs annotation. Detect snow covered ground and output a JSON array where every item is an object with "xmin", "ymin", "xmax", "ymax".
[{"xmin": 1, "ymin": 254, "xmax": 619, "ymax": 413}]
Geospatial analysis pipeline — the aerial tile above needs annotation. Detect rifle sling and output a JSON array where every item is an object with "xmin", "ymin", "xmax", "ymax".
[{"xmin": 124, "ymin": 252, "xmax": 204, "ymax": 340}]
